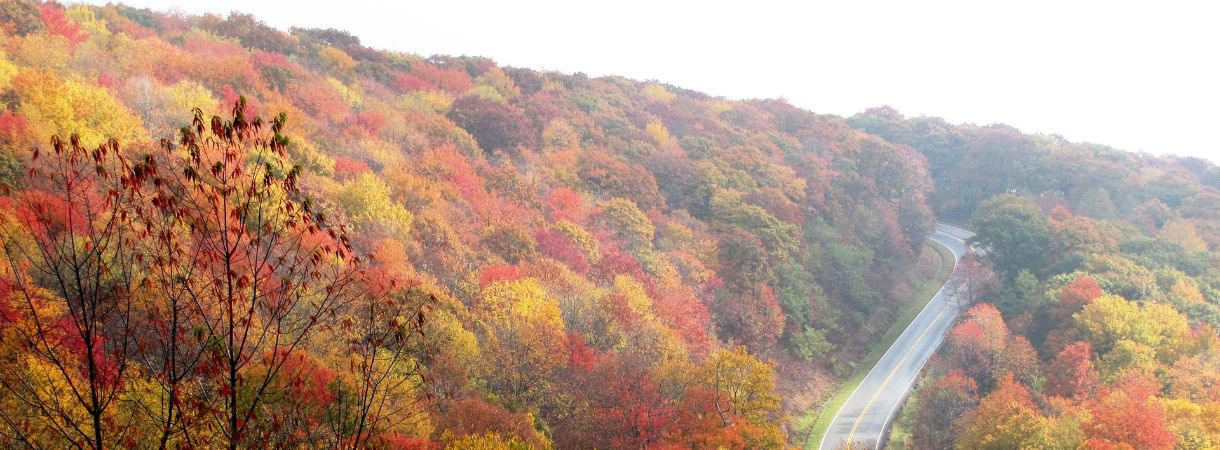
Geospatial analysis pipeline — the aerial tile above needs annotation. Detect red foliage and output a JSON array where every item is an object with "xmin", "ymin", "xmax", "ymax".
[
  {"xmin": 183, "ymin": 34, "xmax": 259, "ymax": 89},
  {"xmin": 391, "ymin": 72, "xmax": 437, "ymax": 93},
  {"xmin": 590, "ymin": 242, "xmax": 646, "ymax": 284},
  {"xmin": 477, "ymin": 264, "xmax": 525, "ymax": 288},
  {"xmin": 544, "ymin": 186, "xmax": 585, "ymax": 222},
  {"xmin": 590, "ymin": 355, "xmax": 673, "ymax": 449},
  {"xmin": 716, "ymin": 283, "xmax": 784, "ymax": 352},
  {"xmin": 96, "ymin": 73, "xmax": 118, "ymax": 90},
  {"xmin": 1086, "ymin": 374, "xmax": 1175, "ymax": 450},
  {"xmin": 56, "ymin": 318, "xmax": 122, "ymax": 390},
  {"xmin": 333, "ymin": 156, "xmax": 371, "ymax": 179},
  {"xmin": 535, "ymin": 228, "xmax": 590, "ymax": 273},
  {"xmin": 412, "ymin": 63, "xmax": 473, "ymax": 93},
  {"xmin": 374, "ymin": 433, "xmax": 435, "ymax": 450},
  {"xmin": 0, "ymin": 110, "xmax": 28, "ymax": 142},
  {"xmin": 40, "ymin": 4, "xmax": 88, "ymax": 45},
  {"xmin": 945, "ymin": 304, "xmax": 1010, "ymax": 388},
  {"xmin": 651, "ymin": 286, "xmax": 712, "ymax": 357},
  {"xmin": 913, "ymin": 369, "xmax": 979, "ymax": 450},
  {"xmin": 0, "ymin": 279, "xmax": 15, "ymax": 322},
  {"xmin": 566, "ymin": 332, "xmax": 597, "ymax": 373},
  {"xmin": 277, "ymin": 352, "xmax": 338, "ymax": 407},
  {"xmin": 434, "ymin": 397, "xmax": 545, "ymax": 447},
  {"xmin": 290, "ymin": 77, "xmax": 349, "ymax": 123},
  {"xmin": 1045, "ymin": 341, "xmax": 1098, "ymax": 399},
  {"xmin": 219, "ymin": 85, "xmax": 259, "ymax": 118},
  {"xmin": 1053, "ymin": 275, "xmax": 1103, "ymax": 321},
  {"xmin": 14, "ymin": 189, "xmax": 93, "ymax": 240},
  {"xmin": 577, "ymin": 150, "xmax": 665, "ymax": 211},
  {"xmin": 251, "ymin": 49, "xmax": 294, "ymax": 70},
  {"xmin": 665, "ymin": 386, "xmax": 747, "ymax": 449},
  {"xmin": 350, "ymin": 110, "xmax": 387, "ymax": 136}
]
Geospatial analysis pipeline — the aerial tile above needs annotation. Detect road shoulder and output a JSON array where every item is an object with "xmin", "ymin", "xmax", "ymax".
[{"xmin": 801, "ymin": 238, "xmax": 955, "ymax": 449}]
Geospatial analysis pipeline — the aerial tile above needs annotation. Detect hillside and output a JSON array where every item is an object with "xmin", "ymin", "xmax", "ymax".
[
  {"xmin": 0, "ymin": 3, "xmax": 940, "ymax": 448},
  {"xmin": 850, "ymin": 109, "xmax": 1220, "ymax": 449},
  {"xmin": 4, "ymin": 2, "xmax": 1217, "ymax": 449}
]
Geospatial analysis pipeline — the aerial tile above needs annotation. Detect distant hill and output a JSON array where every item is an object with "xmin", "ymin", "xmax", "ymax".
[{"xmin": 0, "ymin": 2, "xmax": 1215, "ymax": 448}]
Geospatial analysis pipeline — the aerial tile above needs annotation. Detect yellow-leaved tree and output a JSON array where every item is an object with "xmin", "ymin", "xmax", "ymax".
[{"xmin": 11, "ymin": 70, "xmax": 147, "ymax": 147}]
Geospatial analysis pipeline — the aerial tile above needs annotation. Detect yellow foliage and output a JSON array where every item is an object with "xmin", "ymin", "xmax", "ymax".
[
  {"xmin": 359, "ymin": 137, "xmax": 404, "ymax": 168},
  {"xmin": 613, "ymin": 275, "xmax": 654, "ymax": 317},
  {"xmin": 327, "ymin": 76, "xmax": 363, "ymax": 108},
  {"xmin": 65, "ymin": 6, "xmax": 111, "ymax": 43},
  {"xmin": 540, "ymin": 148, "xmax": 581, "ymax": 186},
  {"xmin": 1161, "ymin": 219, "xmax": 1209, "ymax": 253},
  {"xmin": 641, "ymin": 83, "xmax": 676, "ymax": 103},
  {"xmin": 553, "ymin": 220, "xmax": 600, "ymax": 262},
  {"xmin": 12, "ymin": 69, "xmax": 147, "ymax": 147},
  {"xmin": 707, "ymin": 99, "xmax": 734, "ymax": 116},
  {"xmin": 384, "ymin": 165, "xmax": 443, "ymax": 211},
  {"xmin": 284, "ymin": 134, "xmax": 336, "ymax": 176},
  {"xmin": 468, "ymin": 84, "xmax": 505, "ymax": 103},
  {"xmin": 482, "ymin": 278, "xmax": 564, "ymax": 331},
  {"xmin": 541, "ymin": 118, "xmax": 579, "ymax": 151},
  {"xmin": 644, "ymin": 119, "xmax": 675, "ymax": 150},
  {"xmin": 334, "ymin": 172, "xmax": 414, "ymax": 238},
  {"xmin": 1170, "ymin": 277, "xmax": 1206, "ymax": 303},
  {"xmin": 475, "ymin": 68, "xmax": 520, "ymax": 100},
  {"xmin": 166, "ymin": 79, "xmax": 219, "ymax": 117},
  {"xmin": 0, "ymin": 53, "xmax": 18, "ymax": 88},
  {"xmin": 703, "ymin": 346, "xmax": 781, "ymax": 423},
  {"xmin": 1075, "ymin": 294, "xmax": 1190, "ymax": 370},
  {"xmin": 317, "ymin": 45, "xmax": 356, "ymax": 73},
  {"xmin": 442, "ymin": 432, "xmax": 531, "ymax": 450},
  {"xmin": 428, "ymin": 308, "xmax": 482, "ymax": 369},
  {"xmin": 16, "ymin": 34, "xmax": 72, "ymax": 71},
  {"xmin": 599, "ymin": 197, "xmax": 655, "ymax": 251},
  {"xmin": 399, "ymin": 91, "xmax": 454, "ymax": 114}
]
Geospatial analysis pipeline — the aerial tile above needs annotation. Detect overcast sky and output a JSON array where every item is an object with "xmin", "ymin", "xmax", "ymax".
[{"xmin": 78, "ymin": 0, "xmax": 1220, "ymax": 162}]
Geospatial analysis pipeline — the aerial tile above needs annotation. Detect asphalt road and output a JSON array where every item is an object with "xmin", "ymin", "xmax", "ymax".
[{"xmin": 819, "ymin": 223, "xmax": 973, "ymax": 450}]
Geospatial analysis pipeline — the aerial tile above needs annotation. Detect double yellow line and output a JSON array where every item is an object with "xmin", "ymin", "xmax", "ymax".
[
  {"xmin": 844, "ymin": 303, "xmax": 951, "ymax": 445},
  {"xmin": 826, "ymin": 227, "xmax": 969, "ymax": 450}
]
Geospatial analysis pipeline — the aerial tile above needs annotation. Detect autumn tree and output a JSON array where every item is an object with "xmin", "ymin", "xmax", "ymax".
[
  {"xmin": 912, "ymin": 369, "xmax": 978, "ymax": 450},
  {"xmin": 0, "ymin": 135, "xmax": 150, "ymax": 449},
  {"xmin": 702, "ymin": 346, "xmax": 781, "ymax": 429},
  {"xmin": 155, "ymin": 100, "xmax": 361, "ymax": 449},
  {"xmin": 322, "ymin": 283, "xmax": 434, "ymax": 449},
  {"xmin": 446, "ymin": 95, "xmax": 534, "ymax": 155}
]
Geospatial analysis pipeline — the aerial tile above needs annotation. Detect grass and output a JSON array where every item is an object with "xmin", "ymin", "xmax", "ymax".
[
  {"xmin": 883, "ymin": 383, "xmax": 921, "ymax": 449},
  {"xmin": 800, "ymin": 239, "xmax": 955, "ymax": 449}
]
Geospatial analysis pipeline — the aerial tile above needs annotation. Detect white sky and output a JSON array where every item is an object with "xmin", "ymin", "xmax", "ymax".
[{"xmin": 79, "ymin": 0, "xmax": 1220, "ymax": 163}]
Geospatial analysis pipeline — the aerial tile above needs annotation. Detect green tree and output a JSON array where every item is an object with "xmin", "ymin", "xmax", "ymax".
[{"xmin": 971, "ymin": 194, "xmax": 1050, "ymax": 281}]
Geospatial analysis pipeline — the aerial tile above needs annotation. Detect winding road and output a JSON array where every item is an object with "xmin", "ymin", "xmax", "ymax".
[{"xmin": 818, "ymin": 223, "xmax": 973, "ymax": 450}]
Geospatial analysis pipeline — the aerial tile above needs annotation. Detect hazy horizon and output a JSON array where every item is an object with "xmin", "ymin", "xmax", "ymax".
[{"xmin": 77, "ymin": 0, "xmax": 1220, "ymax": 163}]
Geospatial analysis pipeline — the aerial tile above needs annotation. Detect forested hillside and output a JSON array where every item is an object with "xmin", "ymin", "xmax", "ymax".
[
  {"xmin": 0, "ymin": 2, "xmax": 939, "ymax": 448},
  {"xmin": 852, "ymin": 109, "xmax": 1220, "ymax": 449}
]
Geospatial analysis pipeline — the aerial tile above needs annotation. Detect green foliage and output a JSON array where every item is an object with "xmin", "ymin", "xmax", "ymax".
[
  {"xmin": 789, "ymin": 326, "xmax": 832, "ymax": 361},
  {"xmin": 971, "ymin": 194, "xmax": 1050, "ymax": 281}
]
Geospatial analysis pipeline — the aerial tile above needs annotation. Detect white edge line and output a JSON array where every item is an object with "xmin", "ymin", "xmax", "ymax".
[
  {"xmin": 871, "ymin": 234, "xmax": 964, "ymax": 450},
  {"xmin": 818, "ymin": 225, "xmax": 965, "ymax": 450},
  {"xmin": 937, "ymin": 223, "xmax": 974, "ymax": 236}
]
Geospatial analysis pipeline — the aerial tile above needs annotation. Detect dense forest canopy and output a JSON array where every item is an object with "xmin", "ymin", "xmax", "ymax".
[
  {"xmin": 0, "ymin": 2, "xmax": 944, "ymax": 448},
  {"xmin": 852, "ymin": 109, "xmax": 1220, "ymax": 449},
  {"xmin": 0, "ymin": 2, "xmax": 1215, "ymax": 449}
]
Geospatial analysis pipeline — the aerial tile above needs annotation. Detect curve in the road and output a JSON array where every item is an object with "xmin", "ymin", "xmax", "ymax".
[{"xmin": 818, "ymin": 223, "xmax": 973, "ymax": 450}]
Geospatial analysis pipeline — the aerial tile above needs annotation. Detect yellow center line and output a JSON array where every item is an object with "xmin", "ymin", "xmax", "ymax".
[{"xmin": 844, "ymin": 281, "xmax": 952, "ymax": 446}]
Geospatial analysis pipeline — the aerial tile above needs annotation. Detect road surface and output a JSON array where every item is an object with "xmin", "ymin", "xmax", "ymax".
[{"xmin": 819, "ymin": 223, "xmax": 973, "ymax": 450}]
